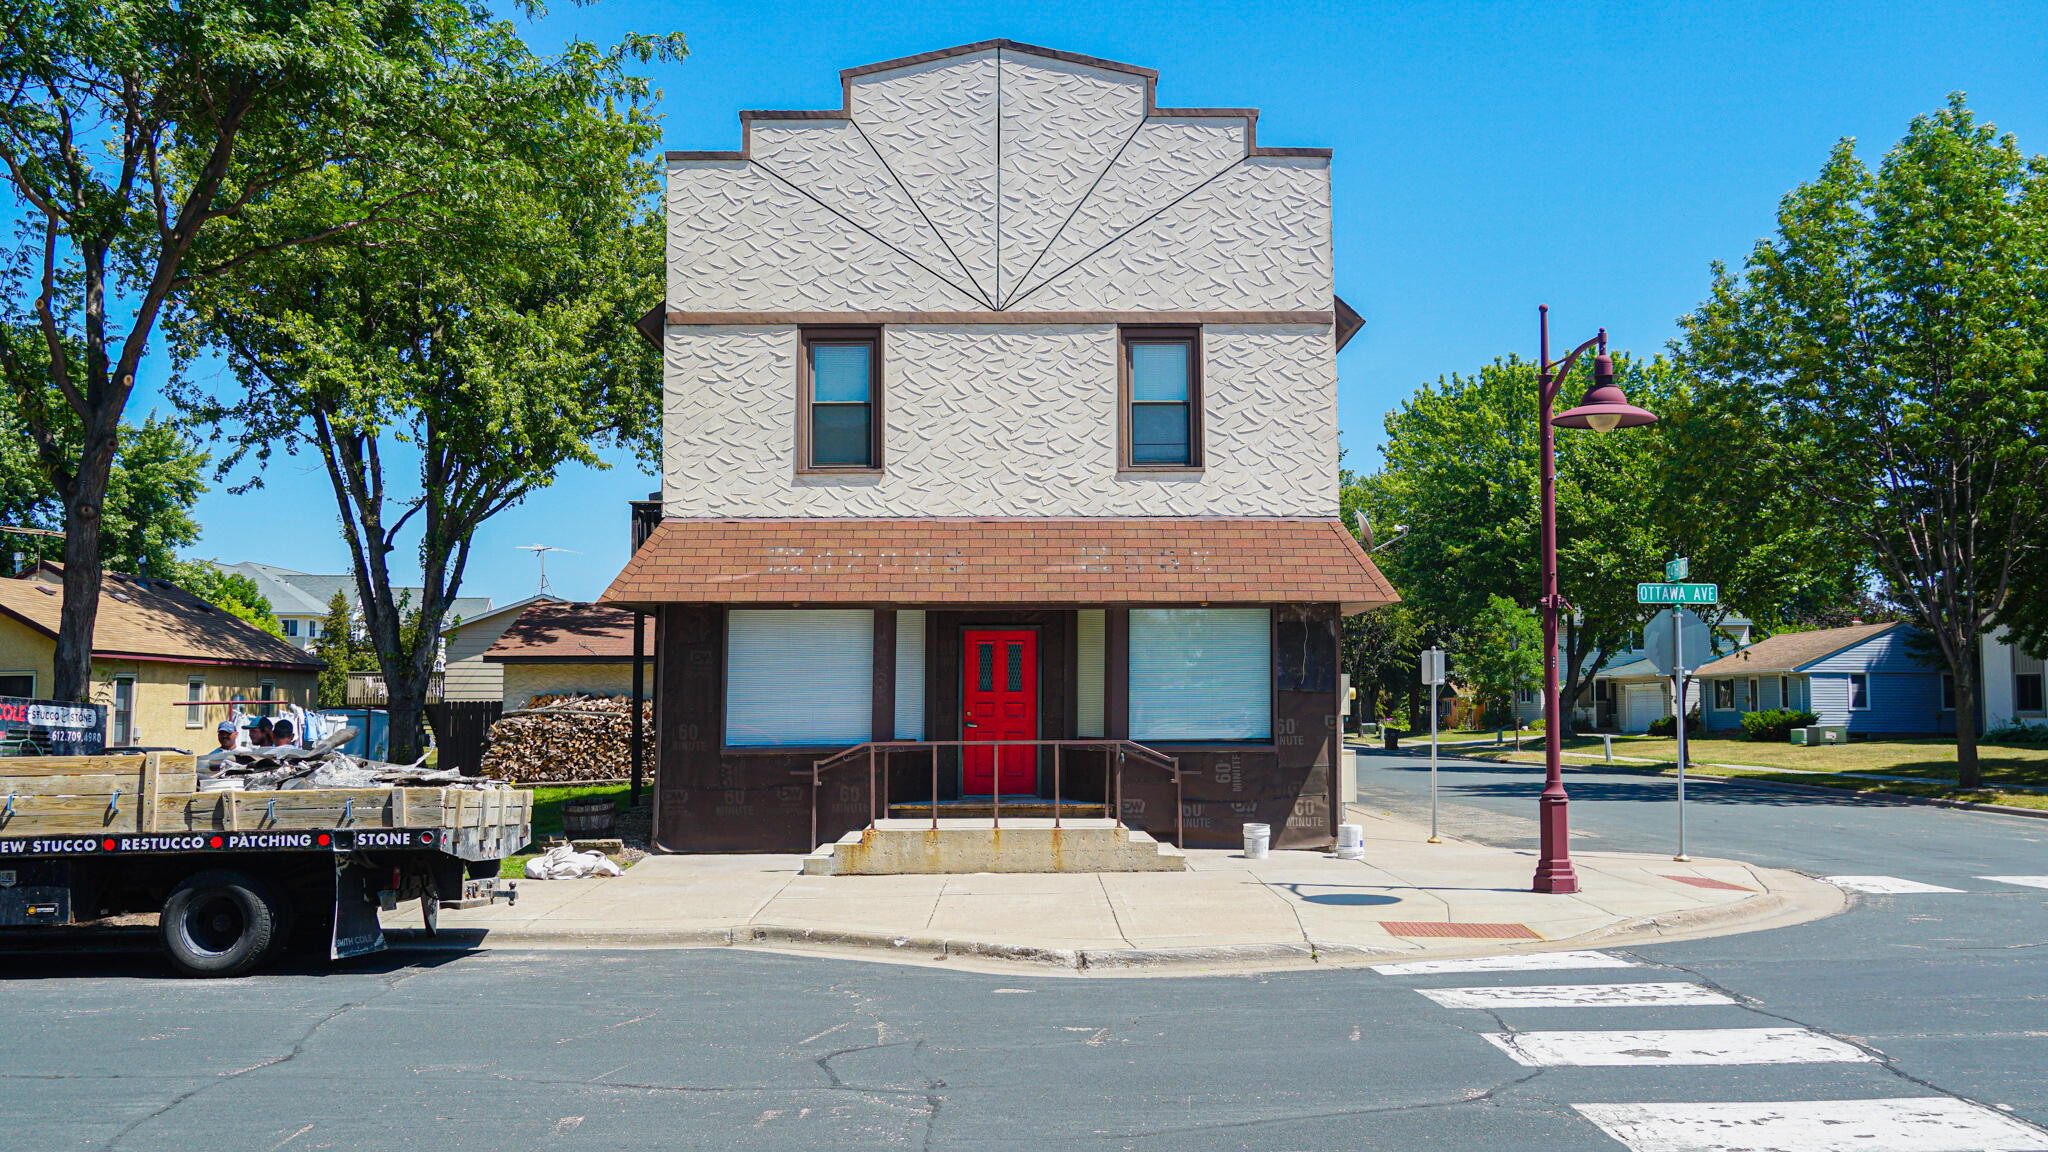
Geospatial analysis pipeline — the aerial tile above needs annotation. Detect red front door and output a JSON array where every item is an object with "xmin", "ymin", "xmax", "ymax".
[{"xmin": 962, "ymin": 629, "xmax": 1037, "ymax": 795}]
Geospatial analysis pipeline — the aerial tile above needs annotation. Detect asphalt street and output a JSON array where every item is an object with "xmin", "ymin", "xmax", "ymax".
[{"xmin": 0, "ymin": 751, "xmax": 2042, "ymax": 1152}]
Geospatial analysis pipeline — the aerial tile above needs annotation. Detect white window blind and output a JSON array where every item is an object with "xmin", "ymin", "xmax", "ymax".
[
  {"xmin": 726, "ymin": 609, "xmax": 873, "ymax": 747},
  {"xmin": 1129, "ymin": 608, "xmax": 1270, "ymax": 741},
  {"xmin": 1075, "ymin": 609, "xmax": 1105, "ymax": 738},
  {"xmin": 894, "ymin": 610, "xmax": 925, "ymax": 740}
]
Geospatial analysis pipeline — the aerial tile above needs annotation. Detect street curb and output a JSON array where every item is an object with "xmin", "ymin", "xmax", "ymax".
[
  {"xmin": 1363, "ymin": 743, "xmax": 2048, "ymax": 821},
  {"xmin": 390, "ymin": 865, "xmax": 1840, "ymax": 975},
  {"xmin": 1556, "ymin": 757, "xmax": 2048, "ymax": 821}
]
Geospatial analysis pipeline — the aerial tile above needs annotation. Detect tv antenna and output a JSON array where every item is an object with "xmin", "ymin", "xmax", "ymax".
[{"xmin": 516, "ymin": 544, "xmax": 580, "ymax": 594}]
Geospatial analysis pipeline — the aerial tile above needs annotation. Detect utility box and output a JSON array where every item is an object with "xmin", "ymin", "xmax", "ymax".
[{"xmin": 1793, "ymin": 725, "xmax": 1847, "ymax": 746}]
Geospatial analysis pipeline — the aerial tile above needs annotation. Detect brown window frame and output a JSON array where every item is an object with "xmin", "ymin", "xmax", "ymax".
[
  {"xmin": 797, "ymin": 326, "xmax": 884, "ymax": 474},
  {"xmin": 1118, "ymin": 325, "xmax": 1204, "ymax": 471}
]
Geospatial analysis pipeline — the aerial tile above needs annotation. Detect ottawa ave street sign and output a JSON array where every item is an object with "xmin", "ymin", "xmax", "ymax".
[{"xmin": 1638, "ymin": 582, "xmax": 1719, "ymax": 605}]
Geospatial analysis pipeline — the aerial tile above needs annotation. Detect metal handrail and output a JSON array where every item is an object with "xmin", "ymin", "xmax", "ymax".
[{"xmin": 798, "ymin": 738, "xmax": 1184, "ymax": 850}]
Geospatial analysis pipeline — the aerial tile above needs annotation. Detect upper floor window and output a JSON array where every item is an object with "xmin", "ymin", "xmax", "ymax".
[
  {"xmin": 799, "ymin": 327, "xmax": 882, "ymax": 472},
  {"xmin": 1120, "ymin": 326, "xmax": 1202, "ymax": 470}
]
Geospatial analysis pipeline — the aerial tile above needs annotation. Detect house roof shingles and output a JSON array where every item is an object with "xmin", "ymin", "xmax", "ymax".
[
  {"xmin": 484, "ymin": 601, "xmax": 649, "ymax": 663},
  {"xmin": 1693, "ymin": 620, "xmax": 1904, "ymax": 677},
  {"xmin": 0, "ymin": 572, "xmax": 323, "ymax": 670},
  {"xmin": 600, "ymin": 518, "xmax": 1399, "ymax": 612}
]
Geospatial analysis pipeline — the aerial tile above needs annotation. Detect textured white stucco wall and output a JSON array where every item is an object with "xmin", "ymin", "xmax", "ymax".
[
  {"xmin": 662, "ymin": 323, "xmax": 1336, "ymax": 518},
  {"xmin": 660, "ymin": 43, "xmax": 1339, "ymax": 520}
]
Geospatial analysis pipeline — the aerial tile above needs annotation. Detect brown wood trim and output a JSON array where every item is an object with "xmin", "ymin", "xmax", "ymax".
[
  {"xmin": 1118, "ymin": 325, "xmax": 1203, "ymax": 472},
  {"xmin": 1104, "ymin": 608, "xmax": 1129, "ymax": 740},
  {"xmin": 669, "ymin": 310, "xmax": 1332, "ymax": 327},
  {"xmin": 841, "ymin": 40, "xmax": 1157, "ymax": 83},
  {"xmin": 665, "ymin": 41, "xmax": 1330, "ymax": 165},
  {"xmin": 872, "ymin": 609, "xmax": 896, "ymax": 741},
  {"xmin": 795, "ymin": 326, "xmax": 884, "ymax": 474}
]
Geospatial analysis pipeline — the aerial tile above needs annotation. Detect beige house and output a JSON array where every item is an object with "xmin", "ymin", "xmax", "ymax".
[
  {"xmin": 0, "ymin": 567, "xmax": 321, "ymax": 749},
  {"xmin": 441, "ymin": 594, "xmax": 562, "ymax": 703},
  {"xmin": 482, "ymin": 601, "xmax": 649, "ymax": 709}
]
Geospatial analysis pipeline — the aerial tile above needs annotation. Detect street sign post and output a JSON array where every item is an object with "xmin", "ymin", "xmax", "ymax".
[
  {"xmin": 1665, "ymin": 556, "xmax": 1689, "ymax": 581},
  {"xmin": 1420, "ymin": 647, "xmax": 1446, "ymax": 844},
  {"xmin": 1638, "ymin": 582, "xmax": 1719, "ymax": 605}
]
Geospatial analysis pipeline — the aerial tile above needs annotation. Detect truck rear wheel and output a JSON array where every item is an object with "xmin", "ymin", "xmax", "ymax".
[{"xmin": 159, "ymin": 870, "xmax": 286, "ymax": 977}]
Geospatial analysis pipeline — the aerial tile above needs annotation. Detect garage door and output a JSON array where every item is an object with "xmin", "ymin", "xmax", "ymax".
[{"xmin": 1621, "ymin": 684, "xmax": 1665, "ymax": 733}]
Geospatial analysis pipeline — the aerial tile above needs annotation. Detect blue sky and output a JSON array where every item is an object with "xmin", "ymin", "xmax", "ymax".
[{"xmin": 147, "ymin": 0, "xmax": 2048, "ymax": 609}]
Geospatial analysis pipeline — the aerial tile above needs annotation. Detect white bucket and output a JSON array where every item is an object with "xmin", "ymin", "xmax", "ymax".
[
  {"xmin": 1242, "ymin": 822, "xmax": 1271, "ymax": 859},
  {"xmin": 1334, "ymin": 822, "xmax": 1365, "ymax": 860}
]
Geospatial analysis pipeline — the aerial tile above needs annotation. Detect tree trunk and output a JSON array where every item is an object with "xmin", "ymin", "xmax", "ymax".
[
  {"xmin": 52, "ymin": 430, "xmax": 117, "ymax": 703},
  {"xmin": 1955, "ymin": 648, "xmax": 1983, "ymax": 791}
]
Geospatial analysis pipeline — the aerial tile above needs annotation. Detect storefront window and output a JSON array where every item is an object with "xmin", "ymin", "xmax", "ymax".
[
  {"xmin": 1129, "ymin": 608, "xmax": 1270, "ymax": 741},
  {"xmin": 726, "ymin": 609, "xmax": 874, "ymax": 746}
]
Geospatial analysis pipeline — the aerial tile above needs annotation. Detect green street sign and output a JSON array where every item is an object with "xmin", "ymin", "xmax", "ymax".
[
  {"xmin": 1638, "ymin": 582, "xmax": 1719, "ymax": 605},
  {"xmin": 1665, "ymin": 556, "xmax": 1689, "ymax": 581}
]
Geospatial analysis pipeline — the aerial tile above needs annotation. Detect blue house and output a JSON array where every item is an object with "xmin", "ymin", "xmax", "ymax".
[{"xmin": 1692, "ymin": 620, "xmax": 1951, "ymax": 735}]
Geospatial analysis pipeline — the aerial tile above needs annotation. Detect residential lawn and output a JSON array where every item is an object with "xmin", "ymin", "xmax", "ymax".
[
  {"xmin": 498, "ymin": 783, "xmax": 633, "ymax": 879},
  {"xmin": 1464, "ymin": 736, "xmax": 2048, "ymax": 812}
]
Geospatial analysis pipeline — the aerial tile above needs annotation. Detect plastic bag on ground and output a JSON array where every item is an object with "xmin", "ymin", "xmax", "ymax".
[{"xmin": 523, "ymin": 844, "xmax": 624, "ymax": 880}]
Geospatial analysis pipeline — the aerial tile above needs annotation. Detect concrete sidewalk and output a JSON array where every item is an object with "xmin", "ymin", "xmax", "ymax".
[{"xmin": 387, "ymin": 805, "xmax": 1843, "ymax": 976}]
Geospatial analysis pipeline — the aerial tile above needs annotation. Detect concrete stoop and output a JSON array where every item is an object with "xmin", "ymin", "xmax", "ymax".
[{"xmin": 801, "ymin": 816, "xmax": 1189, "ymax": 876}]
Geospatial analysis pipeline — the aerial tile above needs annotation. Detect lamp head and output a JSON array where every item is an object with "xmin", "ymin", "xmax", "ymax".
[{"xmin": 1553, "ymin": 353, "xmax": 1657, "ymax": 433}]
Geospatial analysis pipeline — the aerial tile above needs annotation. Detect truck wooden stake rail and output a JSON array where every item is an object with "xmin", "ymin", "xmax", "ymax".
[{"xmin": 0, "ymin": 751, "xmax": 532, "ymax": 976}]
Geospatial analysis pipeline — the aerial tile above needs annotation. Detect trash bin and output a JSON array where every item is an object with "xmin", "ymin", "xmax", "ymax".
[
  {"xmin": 1383, "ymin": 728, "xmax": 1403, "ymax": 750},
  {"xmin": 1242, "ymin": 822, "xmax": 1271, "ymax": 859},
  {"xmin": 1335, "ymin": 822, "xmax": 1365, "ymax": 861}
]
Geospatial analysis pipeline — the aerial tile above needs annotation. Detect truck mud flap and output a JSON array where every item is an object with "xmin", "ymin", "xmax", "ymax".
[{"xmin": 330, "ymin": 861, "xmax": 387, "ymax": 961}]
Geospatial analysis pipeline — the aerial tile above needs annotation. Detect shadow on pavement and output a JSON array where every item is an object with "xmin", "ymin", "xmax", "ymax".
[{"xmin": 1359, "ymin": 753, "xmax": 1925, "ymax": 808}]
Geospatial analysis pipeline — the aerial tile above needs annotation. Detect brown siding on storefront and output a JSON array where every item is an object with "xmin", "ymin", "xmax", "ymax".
[{"xmin": 652, "ymin": 602, "xmax": 1344, "ymax": 854}]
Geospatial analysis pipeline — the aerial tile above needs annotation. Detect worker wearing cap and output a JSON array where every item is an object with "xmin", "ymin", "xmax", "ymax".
[
  {"xmin": 214, "ymin": 720, "xmax": 238, "ymax": 752},
  {"xmin": 270, "ymin": 717, "xmax": 298, "ymax": 750},
  {"xmin": 244, "ymin": 716, "xmax": 273, "ymax": 748}
]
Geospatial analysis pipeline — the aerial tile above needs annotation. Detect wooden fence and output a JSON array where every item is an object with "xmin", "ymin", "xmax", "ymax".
[{"xmin": 425, "ymin": 700, "xmax": 502, "ymax": 776}]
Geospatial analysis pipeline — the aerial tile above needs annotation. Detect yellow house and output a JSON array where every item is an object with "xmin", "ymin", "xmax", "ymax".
[{"xmin": 0, "ymin": 566, "xmax": 322, "ymax": 749}]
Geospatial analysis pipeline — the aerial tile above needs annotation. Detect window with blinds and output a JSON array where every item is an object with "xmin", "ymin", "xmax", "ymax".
[
  {"xmin": 726, "ymin": 609, "xmax": 874, "ymax": 747},
  {"xmin": 1075, "ymin": 609, "xmax": 1105, "ymax": 738},
  {"xmin": 894, "ymin": 610, "xmax": 925, "ymax": 740},
  {"xmin": 1129, "ymin": 608, "xmax": 1270, "ymax": 741}
]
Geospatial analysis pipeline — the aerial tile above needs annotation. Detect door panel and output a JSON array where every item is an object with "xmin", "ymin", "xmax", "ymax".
[{"xmin": 962, "ymin": 629, "xmax": 1037, "ymax": 794}]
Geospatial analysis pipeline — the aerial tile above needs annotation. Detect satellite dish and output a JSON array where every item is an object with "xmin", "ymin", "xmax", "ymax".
[{"xmin": 1354, "ymin": 511, "xmax": 1374, "ymax": 549}]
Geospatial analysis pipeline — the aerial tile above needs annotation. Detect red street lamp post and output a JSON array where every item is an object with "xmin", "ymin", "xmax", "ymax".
[{"xmin": 1533, "ymin": 305, "xmax": 1658, "ymax": 894}]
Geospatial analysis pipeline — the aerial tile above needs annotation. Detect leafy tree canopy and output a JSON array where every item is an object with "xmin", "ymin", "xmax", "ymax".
[{"xmin": 1678, "ymin": 93, "xmax": 2048, "ymax": 784}]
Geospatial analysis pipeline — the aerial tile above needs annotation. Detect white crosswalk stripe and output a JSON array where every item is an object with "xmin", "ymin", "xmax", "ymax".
[
  {"xmin": 1821, "ymin": 875, "xmax": 1964, "ymax": 894},
  {"xmin": 1417, "ymin": 982, "xmax": 1737, "ymax": 1009},
  {"xmin": 1981, "ymin": 875, "xmax": 2048, "ymax": 890},
  {"xmin": 1573, "ymin": 1097, "xmax": 2048, "ymax": 1152},
  {"xmin": 1371, "ymin": 949, "xmax": 1638, "ymax": 976},
  {"xmin": 1481, "ymin": 1027, "xmax": 1873, "ymax": 1067}
]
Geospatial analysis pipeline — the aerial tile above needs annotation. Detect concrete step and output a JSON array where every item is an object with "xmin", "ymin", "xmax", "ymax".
[
  {"xmin": 888, "ymin": 801, "xmax": 1109, "ymax": 820},
  {"xmin": 802, "ymin": 817, "xmax": 1188, "ymax": 876}
]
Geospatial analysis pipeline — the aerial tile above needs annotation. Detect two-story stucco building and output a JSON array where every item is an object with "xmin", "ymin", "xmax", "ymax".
[{"xmin": 601, "ymin": 40, "xmax": 1396, "ymax": 854}]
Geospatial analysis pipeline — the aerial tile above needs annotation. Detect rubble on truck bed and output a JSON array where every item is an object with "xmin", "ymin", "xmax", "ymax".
[{"xmin": 196, "ymin": 727, "xmax": 509, "ymax": 792}]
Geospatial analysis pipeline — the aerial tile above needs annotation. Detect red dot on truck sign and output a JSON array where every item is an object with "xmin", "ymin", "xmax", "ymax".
[
  {"xmin": 101, "ymin": 839, "xmax": 115, "ymax": 851},
  {"xmin": 208, "ymin": 835, "xmax": 223, "ymax": 848},
  {"xmin": 317, "ymin": 833, "xmax": 331, "ymax": 846}
]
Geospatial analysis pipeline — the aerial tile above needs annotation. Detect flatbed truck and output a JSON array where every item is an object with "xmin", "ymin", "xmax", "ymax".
[{"xmin": 0, "ymin": 751, "xmax": 531, "ymax": 976}]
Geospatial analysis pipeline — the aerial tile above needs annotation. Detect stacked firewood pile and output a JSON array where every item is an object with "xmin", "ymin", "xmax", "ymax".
[{"xmin": 479, "ymin": 694, "xmax": 653, "ymax": 784}]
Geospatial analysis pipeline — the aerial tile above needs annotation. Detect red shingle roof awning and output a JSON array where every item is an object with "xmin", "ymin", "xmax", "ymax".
[{"xmin": 600, "ymin": 518, "xmax": 1399, "ymax": 614}]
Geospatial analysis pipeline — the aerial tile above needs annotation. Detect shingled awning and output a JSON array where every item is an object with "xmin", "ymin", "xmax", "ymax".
[{"xmin": 600, "ymin": 518, "xmax": 1398, "ymax": 614}]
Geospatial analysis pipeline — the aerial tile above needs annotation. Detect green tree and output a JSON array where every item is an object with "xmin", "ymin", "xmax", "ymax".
[
  {"xmin": 0, "ymin": 0, "xmax": 672, "ymax": 703},
  {"xmin": 1452, "ymin": 594, "xmax": 1543, "ymax": 725},
  {"xmin": 174, "ymin": 30, "xmax": 675, "ymax": 760},
  {"xmin": 170, "ymin": 564, "xmax": 281, "ymax": 635},
  {"xmin": 1678, "ymin": 95, "xmax": 2048, "ymax": 787},
  {"xmin": 311, "ymin": 590, "xmax": 375, "ymax": 708},
  {"xmin": 1354, "ymin": 354, "xmax": 1670, "ymax": 732}
]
